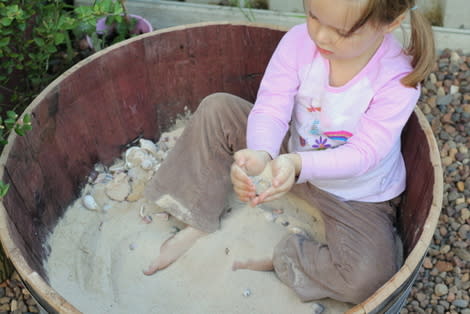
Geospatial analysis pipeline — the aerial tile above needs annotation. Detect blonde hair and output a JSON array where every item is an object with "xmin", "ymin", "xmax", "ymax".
[{"xmin": 304, "ymin": 0, "xmax": 436, "ymax": 88}]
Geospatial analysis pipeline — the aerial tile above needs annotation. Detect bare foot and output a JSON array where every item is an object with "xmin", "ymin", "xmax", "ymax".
[
  {"xmin": 143, "ymin": 226, "xmax": 207, "ymax": 275},
  {"xmin": 232, "ymin": 258, "xmax": 274, "ymax": 271}
]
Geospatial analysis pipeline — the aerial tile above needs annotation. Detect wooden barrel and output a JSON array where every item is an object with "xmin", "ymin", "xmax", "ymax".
[{"xmin": 0, "ymin": 23, "xmax": 443, "ymax": 313}]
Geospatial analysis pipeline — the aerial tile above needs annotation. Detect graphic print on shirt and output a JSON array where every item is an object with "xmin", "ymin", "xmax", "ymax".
[
  {"xmin": 324, "ymin": 131, "xmax": 353, "ymax": 142},
  {"xmin": 307, "ymin": 105, "xmax": 322, "ymax": 112},
  {"xmin": 312, "ymin": 136, "xmax": 331, "ymax": 150},
  {"xmin": 310, "ymin": 120, "xmax": 321, "ymax": 135}
]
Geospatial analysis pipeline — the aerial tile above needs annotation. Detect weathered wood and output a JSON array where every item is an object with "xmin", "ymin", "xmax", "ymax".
[{"xmin": 0, "ymin": 22, "xmax": 442, "ymax": 313}]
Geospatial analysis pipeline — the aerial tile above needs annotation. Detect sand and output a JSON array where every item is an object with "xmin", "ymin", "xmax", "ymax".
[{"xmin": 44, "ymin": 127, "xmax": 352, "ymax": 314}]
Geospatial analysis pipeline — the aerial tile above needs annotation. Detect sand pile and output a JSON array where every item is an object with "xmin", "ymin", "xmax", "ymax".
[{"xmin": 45, "ymin": 126, "xmax": 351, "ymax": 314}]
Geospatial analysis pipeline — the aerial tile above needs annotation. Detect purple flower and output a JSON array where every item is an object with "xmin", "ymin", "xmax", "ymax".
[{"xmin": 312, "ymin": 137, "xmax": 331, "ymax": 150}]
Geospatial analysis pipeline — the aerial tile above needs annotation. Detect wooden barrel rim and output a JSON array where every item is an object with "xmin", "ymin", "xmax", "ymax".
[
  {"xmin": 348, "ymin": 107, "xmax": 443, "ymax": 313},
  {"xmin": 0, "ymin": 22, "xmax": 443, "ymax": 313}
]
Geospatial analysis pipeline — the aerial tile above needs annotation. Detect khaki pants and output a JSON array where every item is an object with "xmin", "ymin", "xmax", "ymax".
[{"xmin": 145, "ymin": 93, "xmax": 401, "ymax": 304}]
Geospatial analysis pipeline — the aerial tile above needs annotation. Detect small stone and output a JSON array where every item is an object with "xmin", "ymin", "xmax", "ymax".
[
  {"xmin": 452, "ymin": 299, "xmax": 469, "ymax": 308},
  {"xmin": 458, "ymin": 224, "xmax": 469, "ymax": 239},
  {"xmin": 8, "ymin": 299, "xmax": 16, "ymax": 311},
  {"xmin": 461, "ymin": 273, "xmax": 469, "ymax": 282},
  {"xmin": 423, "ymin": 257, "xmax": 433, "ymax": 269},
  {"xmin": 17, "ymin": 300, "xmax": 27, "ymax": 312},
  {"xmin": 26, "ymin": 297, "xmax": 37, "ymax": 306},
  {"xmin": 0, "ymin": 297, "xmax": 8, "ymax": 305},
  {"xmin": 439, "ymin": 245, "xmax": 451, "ymax": 254},
  {"xmin": 450, "ymin": 85, "xmax": 460, "ymax": 94},
  {"xmin": 242, "ymin": 288, "xmax": 251, "ymax": 297},
  {"xmin": 441, "ymin": 156, "xmax": 453, "ymax": 167},
  {"xmin": 437, "ymin": 94, "xmax": 453, "ymax": 106},
  {"xmin": 0, "ymin": 304, "xmax": 9, "ymax": 311},
  {"xmin": 311, "ymin": 302, "xmax": 325, "ymax": 314},
  {"xmin": 416, "ymin": 292, "xmax": 427, "ymax": 302},
  {"xmin": 457, "ymin": 181, "xmax": 465, "ymax": 192},
  {"xmin": 434, "ymin": 283, "xmax": 448, "ymax": 297},
  {"xmin": 435, "ymin": 261, "xmax": 453, "ymax": 273},
  {"xmin": 450, "ymin": 51, "xmax": 462, "ymax": 65},
  {"xmin": 455, "ymin": 248, "xmax": 470, "ymax": 262}
]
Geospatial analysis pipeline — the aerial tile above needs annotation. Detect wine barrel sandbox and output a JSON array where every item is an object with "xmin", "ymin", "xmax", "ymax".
[{"xmin": 0, "ymin": 23, "xmax": 443, "ymax": 314}]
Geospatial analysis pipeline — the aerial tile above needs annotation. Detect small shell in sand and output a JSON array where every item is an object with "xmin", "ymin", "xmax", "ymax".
[
  {"xmin": 82, "ymin": 195, "xmax": 99, "ymax": 211},
  {"xmin": 243, "ymin": 289, "xmax": 252, "ymax": 297},
  {"xmin": 125, "ymin": 147, "xmax": 148, "ymax": 169},
  {"xmin": 109, "ymin": 159, "xmax": 126, "ymax": 173},
  {"xmin": 139, "ymin": 138, "xmax": 159, "ymax": 156},
  {"xmin": 105, "ymin": 172, "xmax": 131, "ymax": 201},
  {"xmin": 250, "ymin": 166, "xmax": 273, "ymax": 195}
]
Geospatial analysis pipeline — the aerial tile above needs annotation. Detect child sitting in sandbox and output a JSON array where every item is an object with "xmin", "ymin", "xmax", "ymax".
[{"xmin": 143, "ymin": 0, "xmax": 435, "ymax": 304}]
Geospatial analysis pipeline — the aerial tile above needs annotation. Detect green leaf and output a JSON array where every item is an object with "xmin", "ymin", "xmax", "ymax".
[
  {"xmin": 0, "ymin": 37, "xmax": 10, "ymax": 47},
  {"xmin": 0, "ymin": 17, "xmax": 12, "ymax": 26},
  {"xmin": 33, "ymin": 37, "xmax": 45, "ymax": 47},
  {"xmin": 0, "ymin": 182, "xmax": 10, "ymax": 198},
  {"xmin": 6, "ymin": 111, "xmax": 17, "ymax": 119},
  {"xmin": 14, "ymin": 127, "xmax": 25, "ymax": 136},
  {"xmin": 46, "ymin": 44, "xmax": 57, "ymax": 53},
  {"xmin": 23, "ymin": 113, "xmax": 31, "ymax": 124},
  {"xmin": 54, "ymin": 32, "xmax": 65, "ymax": 45}
]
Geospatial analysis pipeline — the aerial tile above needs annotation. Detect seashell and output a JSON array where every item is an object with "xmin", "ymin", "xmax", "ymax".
[
  {"xmin": 140, "ymin": 157, "xmax": 156, "ymax": 170},
  {"xmin": 154, "ymin": 151, "xmax": 167, "ymax": 162},
  {"xmin": 250, "ymin": 166, "xmax": 273, "ymax": 196},
  {"xmin": 141, "ymin": 215, "xmax": 153, "ymax": 224},
  {"xmin": 139, "ymin": 139, "xmax": 159, "ymax": 156},
  {"xmin": 154, "ymin": 212, "xmax": 169, "ymax": 221},
  {"xmin": 109, "ymin": 159, "xmax": 126, "ymax": 173},
  {"xmin": 87, "ymin": 170, "xmax": 99, "ymax": 183},
  {"xmin": 263, "ymin": 211, "xmax": 275, "ymax": 222},
  {"xmin": 242, "ymin": 289, "xmax": 252, "ymax": 297},
  {"xmin": 288, "ymin": 226, "xmax": 307, "ymax": 236},
  {"xmin": 94, "ymin": 173, "xmax": 113, "ymax": 184},
  {"xmin": 311, "ymin": 303, "xmax": 325, "ymax": 314},
  {"xmin": 170, "ymin": 226, "xmax": 181, "ymax": 234},
  {"xmin": 94, "ymin": 164, "xmax": 105, "ymax": 173},
  {"xmin": 125, "ymin": 147, "xmax": 149, "ymax": 169},
  {"xmin": 105, "ymin": 172, "xmax": 131, "ymax": 201},
  {"xmin": 127, "ymin": 180, "xmax": 146, "ymax": 202},
  {"xmin": 276, "ymin": 216, "xmax": 290, "ymax": 227},
  {"xmin": 82, "ymin": 195, "xmax": 99, "ymax": 211}
]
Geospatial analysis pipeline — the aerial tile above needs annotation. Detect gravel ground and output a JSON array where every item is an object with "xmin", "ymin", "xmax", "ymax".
[
  {"xmin": 400, "ymin": 49, "xmax": 470, "ymax": 314},
  {"xmin": 0, "ymin": 49, "xmax": 468, "ymax": 313}
]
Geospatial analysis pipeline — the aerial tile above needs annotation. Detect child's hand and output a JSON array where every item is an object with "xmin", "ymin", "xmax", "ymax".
[
  {"xmin": 251, "ymin": 153, "xmax": 300, "ymax": 206},
  {"xmin": 231, "ymin": 149, "xmax": 271, "ymax": 203}
]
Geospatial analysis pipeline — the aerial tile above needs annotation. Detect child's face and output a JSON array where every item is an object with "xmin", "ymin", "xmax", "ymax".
[{"xmin": 304, "ymin": 0, "xmax": 389, "ymax": 62}]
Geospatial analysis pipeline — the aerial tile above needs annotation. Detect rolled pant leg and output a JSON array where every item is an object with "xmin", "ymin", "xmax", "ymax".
[
  {"xmin": 273, "ymin": 183, "xmax": 400, "ymax": 304},
  {"xmin": 144, "ymin": 93, "xmax": 252, "ymax": 233}
]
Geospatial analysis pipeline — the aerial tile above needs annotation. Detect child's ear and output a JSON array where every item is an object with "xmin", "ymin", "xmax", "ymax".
[{"xmin": 385, "ymin": 12, "xmax": 407, "ymax": 33}]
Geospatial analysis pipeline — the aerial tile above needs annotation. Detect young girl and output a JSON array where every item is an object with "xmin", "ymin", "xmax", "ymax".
[{"xmin": 143, "ymin": 0, "xmax": 435, "ymax": 304}]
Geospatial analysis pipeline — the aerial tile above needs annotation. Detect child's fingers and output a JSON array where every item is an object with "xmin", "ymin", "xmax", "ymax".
[
  {"xmin": 233, "ymin": 185, "xmax": 255, "ymax": 199},
  {"xmin": 233, "ymin": 150, "xmax": 248, "ymax": 167},
  {"xmin": 230, "ymin": 164, "xmax": 252, "ymax": 185}
]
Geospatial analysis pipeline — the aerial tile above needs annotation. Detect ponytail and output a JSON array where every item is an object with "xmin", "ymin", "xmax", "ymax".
[{"xmin": 401, "ymin": 9, "xmax": 436, "ymax": 88}]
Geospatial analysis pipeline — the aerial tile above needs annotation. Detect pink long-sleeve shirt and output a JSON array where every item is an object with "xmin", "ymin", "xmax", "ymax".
[{"xmin": 247, "ymin": 24, "xmax": 421, "ymax": 202}]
